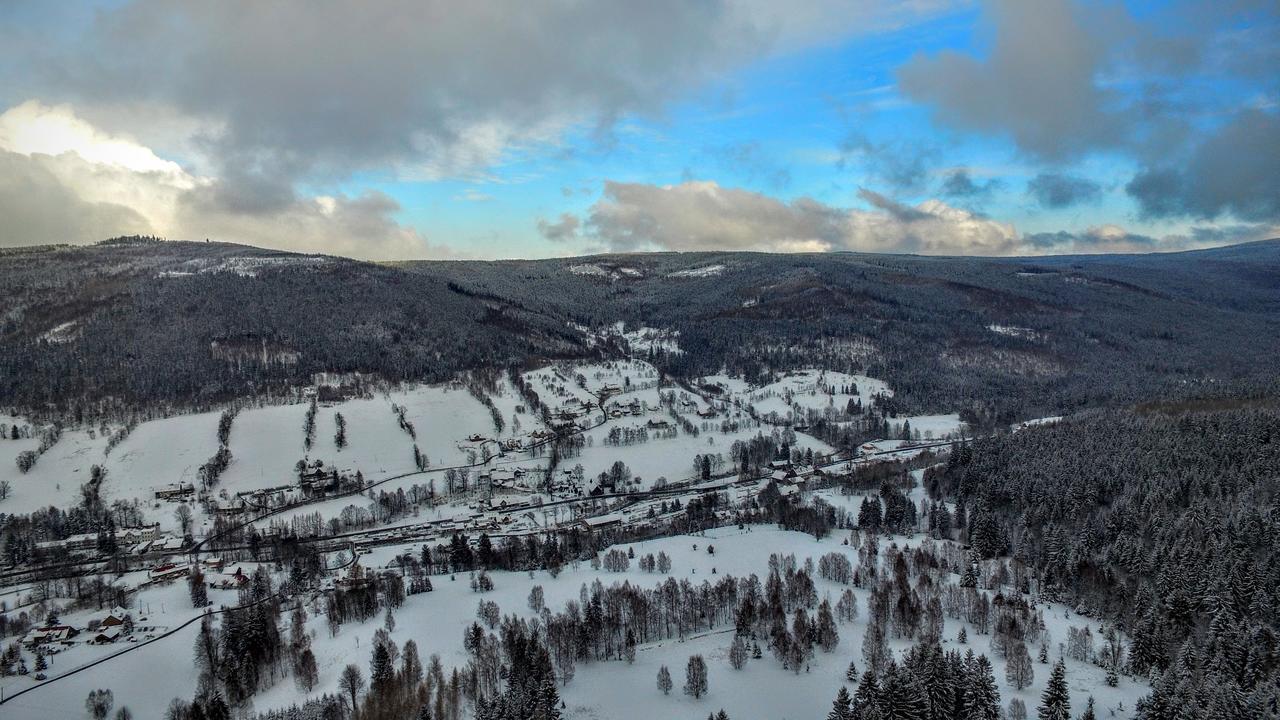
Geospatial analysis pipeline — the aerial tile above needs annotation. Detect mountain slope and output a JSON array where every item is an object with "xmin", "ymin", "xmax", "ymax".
[{"xmin": 2, "ymin": 238, "xmax": 1278, "ymax": 421}]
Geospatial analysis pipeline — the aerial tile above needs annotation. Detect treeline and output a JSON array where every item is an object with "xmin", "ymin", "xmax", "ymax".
[{"xmin": 926, "ymin": 403, "xmax": 1280, "ymax": 718}]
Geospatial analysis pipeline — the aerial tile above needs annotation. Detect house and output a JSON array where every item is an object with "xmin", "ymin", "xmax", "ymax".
[
  {"xmin": 64, "ymin": 532, "xmax": 99, "ymax": 552},
  {"xmin": 99, "ymin": 607, "xmax": 129, "ymax": 627},
  {"xmin": 646, "ymin": 419, "xmax": 672, "ymax": 430},
  {"xmin": 697, "ymin": 407, "xmax": 717, "ymax": 418},
  {"xmin": 150, "ymin": 564, "xmax": 190, "ymax": 583},
  {"xmin": 92, "ymin": 626, "xmax": 122, "ymax": 644},
  {"xmin": 488, "ymin": 469, "xmax": 515, "ymax": 486},
  {"xmin": 155, "ymin": 483, "xmax": 195, "ymax": 501},
  {"xmin": 335, "ymin": 562, "xmax": 369, "ymax": 589},
  {"xmin": 35, "ymin": 539, "xmax": 66, "ymax": 554},
  {"xmin": 214, "ymin": 567, "xmax": 250, "ymax": 590},
  {"xmin": 25, "ymin": 625, "xmax": 78, "ymax": 647},
  {"xmin": 116, "ymin": 524, "xmax": 160, "ymax": 545},
  {"xmin": 212, "ymin": 499, "xmax": 246, "ymax": 517},
  {"xmin": 580, "ymin": 512, "xmax": 624, "ymax": 532}
]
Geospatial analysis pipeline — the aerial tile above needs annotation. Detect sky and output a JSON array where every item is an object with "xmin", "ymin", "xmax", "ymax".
[{"xmin": 0, "ymin": 0, "xmax": 1276, "ymax": 260}]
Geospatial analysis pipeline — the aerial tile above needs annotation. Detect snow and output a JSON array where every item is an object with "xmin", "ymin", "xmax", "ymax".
[
  {"xmin": 39, "ymin": 320, "xmax": 79, "ymax": 344},
  {"xmin": 0, "ymin": 425, "xmax": 108, "ymax": 515},
  {"xmin": 887, "ymin": 413, "xmax": 966, "ymax": 440},
  {"xmin": 1013, "ymin": 416, "xmax": 1063, "ymax": 432},
  {"xmin": 7, "ymin": 525, "xmax": 1146, "ymax": 719},
  {"xmin": 572, "ymin": 421, "xmax": 833, "ymax": 490},
  {"xmin": 746, "ymin": 370, "xmax": 891, "ymax": 423},
  {"xmin": 3, "ymin": 361, "xmax": 1140, "ymax": 720},
  {"xmin": 988, "ymin": 324, "xmax": 1043, "ymax": 341},
  {"xmin": 667, "ymin": 264, "xmax": 725, "ymax": 278},
  {"xmin": 568, "ymin": 263, "xmax": 611, "ymax": 278}
]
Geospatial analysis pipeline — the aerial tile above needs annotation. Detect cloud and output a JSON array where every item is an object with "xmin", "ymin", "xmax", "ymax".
[
  {"xmin": 838, "ymin": 131, "xmax": 937, "ymax": 192},
  {"xmin": 898, "ymin": 0, "xmax": 1123, "ymax": 160},
  {"xmin": 24, "ymin": 1, "xmax": 953, "ymax": 192},
  {"xmin": 939, "ymin": 168, "xmax": 1001, "ymax": 198},
  {"xmin": 1027, "ymin": 172, "xmax": 1103, "ymax": 208},
  {"xmin": 0, "ymin": 102, "xmax": 438, "ymax": 259},
  {"xmin": 0, "ymin": 150, "xmax": 154, "ymax": 245},
  {"xmin": 1022, "ymin": 223, "xmax": 1276, "ymax": 253},
  {"xmin": 577, "ymin": 180, "xmax": 1021, "ymax": 255},
  {"xmin": 1027, "ymin": 225, "xmax": 1162, "ymax": 253},
  {"xmin": 536, "ymin": 213, "xmax": 581, "ymax": 243},
  {"xmin": 572, "ymin": 179, "xmax": 1272, "ymax": 256},
  {"xmin": 1126, "ymin": 109, "xmax": 1280, "ymax": 222}
]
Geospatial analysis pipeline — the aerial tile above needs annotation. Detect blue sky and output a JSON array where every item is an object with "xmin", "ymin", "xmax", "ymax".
[{"xmin": 0, "ymin": 1, "xmax": 1275, "ymax": 259}]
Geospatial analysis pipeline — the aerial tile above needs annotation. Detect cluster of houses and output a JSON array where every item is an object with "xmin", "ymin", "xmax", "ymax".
[
  {"xmin": 23, "ymin": 607, "xmax": 133, "ymax": 650},
  {"xmin": 676, "ymin": 397, "xmax": 719, "ymax": 418},
  {"xmin": 34, "ymin": 524, "xmax": 181, "ymax": 556}
]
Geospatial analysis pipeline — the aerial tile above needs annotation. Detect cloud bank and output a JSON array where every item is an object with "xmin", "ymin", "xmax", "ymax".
[
  {"xmin": 0, "ymin": 102, "xmax": 436, "ymax": 259},
  {"xmin": 542, "ymin": 180, "xmax": 1271, "ymax": 257}
]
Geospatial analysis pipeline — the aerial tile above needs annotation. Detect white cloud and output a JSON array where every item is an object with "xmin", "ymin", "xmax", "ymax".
[
  {"xmin": 577, "ymin": 180, "xmax": 1022, "ymax": 255},
  {"xmin": 0, "ymin": 101, "xmax": 441, "ymax": 259}
]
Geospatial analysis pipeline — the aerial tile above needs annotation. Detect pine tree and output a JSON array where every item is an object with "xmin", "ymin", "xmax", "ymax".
[
  {"xmin": 854, "ymin": 668, "xmax": 881, "ymax": 710},
  {"xmin": 1036, "ymin": 659, "xmax": 1071, "ymax": 720},
  {"xmin": 1079, "ymin": 697, "xmax": 1096, "ymax": 720},
  {"xmin": 846, "ymin": 660, "xmax": 858, "ymax": 682},
  {"xmin": 817, "ymin": 599, "xmax": 840, "ymax": 652},
  {"xmin": 828, "ymin": 686, "xmax": 854, "ymax": 720},
  {"xmin": 962, "ymin": 655, "xmax": 1001, "ymax": 720},
  {"xmin": 878, "ymin": 662, "xmax": 929, "ymax": 720},
  {"xmin": 370, "ymin": 642, "xmax": 393, "ymax": 691}
]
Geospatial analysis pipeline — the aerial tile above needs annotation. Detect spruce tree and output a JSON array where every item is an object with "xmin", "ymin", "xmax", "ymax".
[
  {"xmin": 963, "ymin": 655, "xmax": 1001, "ymax": 720},
  {"xmin": 1036, "ymin": 659, "xmax": 1071, "ymax": 720},
  {"xmin": 828, "ymin": 686, "xmax": 854, "ymax": 720},
  {"xmin": 878, "ymin": 662, "xmax": 929, "ymax": 720}
]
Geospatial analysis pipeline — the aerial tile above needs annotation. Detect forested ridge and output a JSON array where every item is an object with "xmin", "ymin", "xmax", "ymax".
[
  {"xmin": 927, "ymin": 402, "xmax": 1280, "ymax": 718},
  {"xmin": 2, "ymin": 237, "xmax": 1278, "ymax": 424}
]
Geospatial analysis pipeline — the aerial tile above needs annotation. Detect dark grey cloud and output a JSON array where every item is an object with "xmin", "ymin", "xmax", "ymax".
[
  {"xmin": 856, "ymin": 188, "xmax": 933, "ymax": 222},
  {"xmin": 897, "ymin": 0, "xmax": 1123, "ymax": 160},
  {"xmin": 1027, "ymin": 172, "xmax": 1103, "ymax": 209},
  {"xmin": 940, "ymin": 169, "xmax": 1001, "ymax": 199},
  {"xmin": 536, "ymin": 213, "xmax": 581, "ymax": 243},
  {"xmin": 27, "ymin": 1, "xmax": 785, "ymax": 212},
  {"xmin": 896, "ymin": 0, "xmax": 1264, "ymax": 163},
  {"xmin": 1023, "ymin": 226, "xmax": 1165, "ymax": 253},
  {"xmin": 1127, "ymin": 109, "xmax": 1280, "ymax": 222}
]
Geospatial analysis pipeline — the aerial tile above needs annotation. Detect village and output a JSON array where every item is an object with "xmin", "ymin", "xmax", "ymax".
[{"xmin": 0, "ymin": 359, "xmax": 982, "ymax": 715}]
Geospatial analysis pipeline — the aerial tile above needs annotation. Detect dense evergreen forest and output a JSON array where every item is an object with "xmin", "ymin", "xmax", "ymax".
[
  {"xmin": 926, "ymin": 401, "xmax": 1280, "ymax": 718},
  {"xmin": 1, "ymin": 237, "xmax": 1278, "ymax": 424}
]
